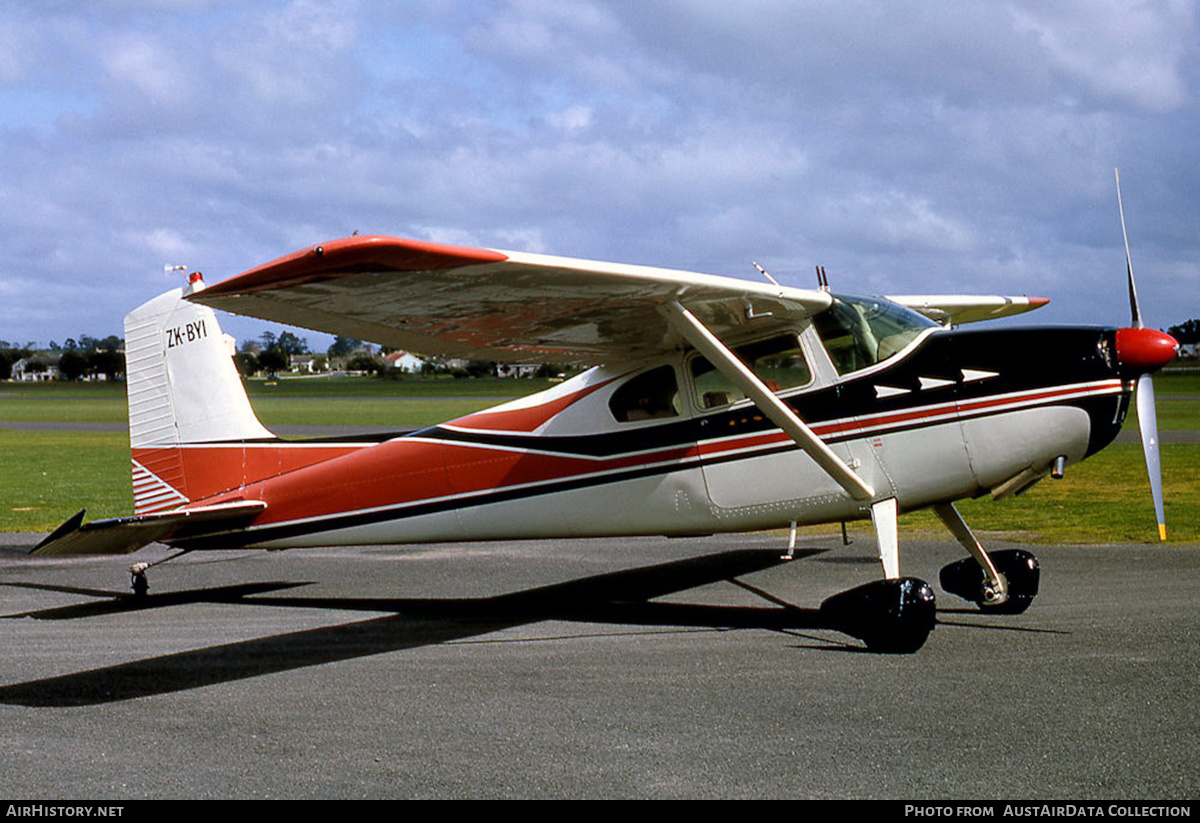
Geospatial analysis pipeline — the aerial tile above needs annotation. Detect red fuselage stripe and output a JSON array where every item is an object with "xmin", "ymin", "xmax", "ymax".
[{"xmin": 157, "ymin": 378, "xmax": 1124, "ymax": 535}]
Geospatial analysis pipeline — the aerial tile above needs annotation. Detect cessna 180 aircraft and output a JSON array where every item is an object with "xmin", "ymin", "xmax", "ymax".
[{"xmin": 33, "ymin": 187, "xmax": 1178, "ymax": 654}]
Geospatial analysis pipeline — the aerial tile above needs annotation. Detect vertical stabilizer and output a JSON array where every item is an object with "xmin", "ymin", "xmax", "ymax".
[
  {"xmin": 126, "ymin": 281, "xmax": 272, "ymax": 447},
  {"xmin": 125, "ymin": 279, "xmax": 273, "ymax": 514}
]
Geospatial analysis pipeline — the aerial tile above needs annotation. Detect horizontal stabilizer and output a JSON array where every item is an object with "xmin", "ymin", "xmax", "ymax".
[{"xmin": 31, "ymin": 501, "xmax": 267, "ymax": 557}]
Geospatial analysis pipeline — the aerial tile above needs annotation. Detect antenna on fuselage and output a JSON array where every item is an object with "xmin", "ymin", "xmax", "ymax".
[
  {"xmin": 815, "ymin": 265, "xmax": 830, "ymax": 292},
  {"xmin": 751, "ymin": 261, "xmax": 780, "ymax": 286}
]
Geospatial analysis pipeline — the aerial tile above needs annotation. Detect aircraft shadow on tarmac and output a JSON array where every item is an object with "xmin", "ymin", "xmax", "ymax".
[{"xmin": 0, "ymin": 547, "xmax": 1055, "ymax": 706}]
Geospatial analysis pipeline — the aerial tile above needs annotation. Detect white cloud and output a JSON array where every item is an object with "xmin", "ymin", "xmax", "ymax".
[
  {"xmin": 0, "ymin": 0, "xmax": 1197, "ymax": 346},
  {"xmin": 1011, "ymin": 0, "xmax": 1193, "ymax": 112},
  {"xmin": 493, "ymin": 227, "xmax": 547, "ymax": 253},
  {"xmin": 845, "ymin": 190, "xmax": 977, "ymax": 254},
  {"xmin": 215, "ymin": 0, "xmax": 361, "ymax": 108},
  {"xmin": 123, "ymin": 227, "xmax": 198, "ymax": 262},
  {"xmin": 100, "ymin": 34, "xmax": 187, "ymax": 103},
  {"xmin": 546, "ymin": 104, "xmax": 593, "ymax": 134}
]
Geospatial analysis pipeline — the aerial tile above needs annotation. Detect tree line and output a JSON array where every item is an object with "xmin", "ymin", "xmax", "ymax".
[
  {"xmin": 0, "ymin": 335, "xmax": 124, "ymax": 381},
  {"xmin": 234, "ymin": 330, "xmax": 313, "ymax": 376},
  {"xmin": 1167, "ymin": 319, "xmax": 1198, "ymax": 346},
  {"xmin": 6, "ymin": 319, "xmax": 1196, "ymax": 383}
]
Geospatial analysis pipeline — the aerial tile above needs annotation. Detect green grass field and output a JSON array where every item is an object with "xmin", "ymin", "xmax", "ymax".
[
  {"xmin": 2, "ymin": 371, "xmax": 1197, "ymax": 542},
  {"xmin": 0, "ymin": 376, "xmax": 546, "ymax": 424},
  {"xmin": 1, "ymin": 430, "xmax": 133, "ymax": 531},
  {"xmin": 0, "ymin": 377, "xmax": 547, "ymax": 533}
]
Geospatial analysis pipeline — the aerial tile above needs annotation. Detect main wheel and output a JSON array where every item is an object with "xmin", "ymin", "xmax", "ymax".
[
  {"xmin": 819, "ymin": 578, "xmax": 937, "ymax": 653},
  {"xmin": 940, "ymin": 549, "xmax": 1039, "ymax": 614}
]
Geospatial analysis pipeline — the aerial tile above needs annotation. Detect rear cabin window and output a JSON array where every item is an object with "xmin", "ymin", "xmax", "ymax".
[
  {"xmin": 811, "ymin": 295, "xmax": 937, "ymax": 375},
  {"xmin": 690, "ymin": 334, "xmax": 811, "ymax": 410},
  {"xmin": 609, "ymin": 365, "xmax": 681, "ymax": 422}
]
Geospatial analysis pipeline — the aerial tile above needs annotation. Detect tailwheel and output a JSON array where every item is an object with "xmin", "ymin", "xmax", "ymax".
[
  {"xmin": 819, "ymin": 578, "xmax": 937, "ymax": 654},
  {"xmin": 940, "ymin": 549, "xmax": 1039, "ymax": 615},
  {"xmin": 129, "ymin": 562, "xmax": 150, "ymax": 599},
  {"xmin": 124, "ymin": 551, "xmax": 188, "ymax": 599}
]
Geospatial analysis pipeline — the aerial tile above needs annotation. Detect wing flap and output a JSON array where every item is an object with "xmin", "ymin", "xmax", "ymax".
[
  {"xmin": 192, "ymin": 236, "xmax": 833, "ymax": 364},
  {"xmin": 31, "ymin": 501, "xmax": 267, "ymax": 557}
]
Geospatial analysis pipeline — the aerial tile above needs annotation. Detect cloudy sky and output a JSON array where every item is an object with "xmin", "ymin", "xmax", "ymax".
[{"xmin": 1, "ymin": 0, "xmax": 1197, "ymax": 351}]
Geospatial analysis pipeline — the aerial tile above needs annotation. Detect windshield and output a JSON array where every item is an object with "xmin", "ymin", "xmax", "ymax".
[{"xmin": 812, "ymin": 294, "xmax": 937, "ymax": 375}]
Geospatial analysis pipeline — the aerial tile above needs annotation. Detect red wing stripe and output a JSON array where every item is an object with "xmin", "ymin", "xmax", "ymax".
[{"xmin": 201, "ymin": 235, "xmax": 509, "ymax": 296}]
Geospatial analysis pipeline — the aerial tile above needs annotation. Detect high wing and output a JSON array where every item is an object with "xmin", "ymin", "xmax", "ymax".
[
  {"xmin": 191, "ymin": 235, "xmax": 834, "ymax": 364},
  {"xmin": 886, "ymin": 294, "xmax": 1050, "ymax": 326}
]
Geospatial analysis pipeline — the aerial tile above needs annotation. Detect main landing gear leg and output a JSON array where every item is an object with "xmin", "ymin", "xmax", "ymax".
[
  {"xmin": 819, "ymin": 498, "xmax": 937, "ymax": 653},
  {"xmin": 935, "ymin": 503, "xmax": 1039, "ymax": 614}
]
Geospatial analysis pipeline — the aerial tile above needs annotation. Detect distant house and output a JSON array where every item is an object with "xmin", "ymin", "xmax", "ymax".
[
  {"xmin": 384, "ymin": 351, "xmax": 425, "ymax": 373},
  {"xmin": 11, "ymin": 357, "xmax": 60, "ymax": 382},
  {"xmin": 495, "ymin": 363, "xmax": 540, "ymax": 378},
  {"xmin": 289, "ymin": 354, "xmax": 322, "ymax": 374}
]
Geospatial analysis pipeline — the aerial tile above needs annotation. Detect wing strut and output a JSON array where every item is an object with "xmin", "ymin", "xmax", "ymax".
[{"xmin": 661, "ymin": 300, "xmax": 875, "ymax": 502}]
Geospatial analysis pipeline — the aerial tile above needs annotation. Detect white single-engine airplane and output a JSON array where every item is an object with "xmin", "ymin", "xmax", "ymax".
[{"xmin": 34, "ymin": 186, "xmax": 1178, "ymax": 653}]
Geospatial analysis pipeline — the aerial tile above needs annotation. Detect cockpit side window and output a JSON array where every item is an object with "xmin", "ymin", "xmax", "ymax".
[
  {"xmin": 690, "ymin": 334, "xmax": 811, "ymax": 410},
  {"xmin": 609, "ymin": 365, "xmax": 681, "ymax": 422},
  {"xmin": 812, "ymin": 295, "xmax": 936, "ymax": 375}
]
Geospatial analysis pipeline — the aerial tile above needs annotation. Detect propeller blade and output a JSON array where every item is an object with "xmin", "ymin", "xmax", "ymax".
[
  {"xmin": 1135, "ymin": 373, "xmax": 1167, "ymax": 541},
  {"xmin": 1115, "ymin": 168, "xmax": 1143, "ymax": 328}
]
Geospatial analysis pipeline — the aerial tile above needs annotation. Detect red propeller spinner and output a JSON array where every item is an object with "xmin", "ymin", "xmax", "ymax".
[{"xmin": 1114, "ymin": 327, "xmax": 1179, "ymax": 372}]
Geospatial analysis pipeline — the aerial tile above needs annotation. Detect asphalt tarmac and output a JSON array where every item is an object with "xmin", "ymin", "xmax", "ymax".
[{"xmin": 0, "ymin": 532, "xmax": 1195, "ymax": 799}]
